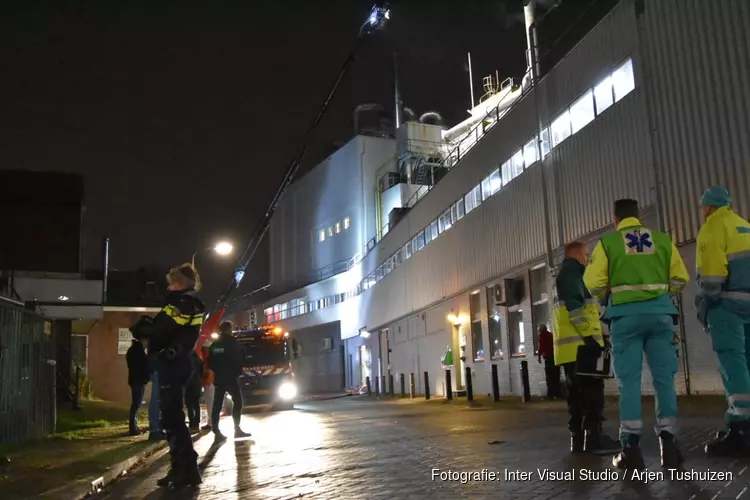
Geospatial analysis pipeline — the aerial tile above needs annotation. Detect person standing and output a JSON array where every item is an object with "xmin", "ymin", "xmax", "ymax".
[
  {"xmin": 199, "ymin": 339, "xmax": 215, "ymax": 431},
  {"xmin": 131, "ymin": 263, "xmax": 205, "ymax": 490},
  {"xmin": 694, "ymin": 186, "xmax": 750, "ymax": 456},
  {"xmin": 537, "ymin": 325, "xmax": 561, "ymax": 399},
  {"xmin": 554, "ymin": 242, "xmax": 619, "ymax": 455},
  {"xmin": 584, "ymin": 199, "xmax": 689, "ymax": 470},
  {"xmin": 126, "ymin": 338, "xmax": 150, "ymax": 436},
  {"xmin": 146, "ymin": 346, "xmax": 165, "ymax": 440},
  {"xmin": 208, "ymin": 321, "xmax": 251, "ymax": 441},
  {"xmin": 184, "ymin": 351, "xmax": 203, "ymax": 432}
]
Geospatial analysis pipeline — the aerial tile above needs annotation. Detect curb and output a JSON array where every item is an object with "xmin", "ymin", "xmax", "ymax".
[
  {"xmin": 41, "ymin": 431, "xmax": 204, "ymax": 500},
  {"xmin": 303, "ymin": 393, "xmax": 354, "ymax": 402}
]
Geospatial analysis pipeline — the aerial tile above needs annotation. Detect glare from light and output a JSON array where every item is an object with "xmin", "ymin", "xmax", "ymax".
[
  {"xmin": 273, "ymin": 327, "xmax": 282, "ymax": 334},
  {"xmin": 447, "ymin": 313, "xmax": 458, "ymax": 324},
  {"xmin": 211, "ymin": 332, "xmax": 219, "ymax": 339},
  {"xmin": 360, "ymin": 330, "xmax": 371, "ymax": 339},
  {"xmin": 214, "ymin": 241, "xmax": 233, "ymax": 255},
  {"xmin": 58, "ymin": 295, "xmax": 70, "ymax": 301},
  {"xmin": 283, "ymin": 331, "xmax": 290, "ymax": 338},
  {"xmin": 278, "ymin": 381, "xmax": 298, "ymax": 401},
  {"xmin": 385, "ymin": 9, "xmax": 390, "ymax": 19}
]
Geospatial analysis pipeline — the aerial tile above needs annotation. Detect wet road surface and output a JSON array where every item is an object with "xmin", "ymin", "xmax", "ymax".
[{"xmin": 92, "ymin": 397, "xmax": 750, "ymax": 499}]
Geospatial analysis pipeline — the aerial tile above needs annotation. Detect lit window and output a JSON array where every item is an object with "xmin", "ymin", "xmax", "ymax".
[
  {"xmin": 511, "ymin": 149, "xmax": 524, "ymax": 178},
  {"xmin": 438, "ymin": 214, "xmax": 445, "ymax": 233},
  {"xmin": 319, "ymin": 230, "xmax": 325, "ymax": 242},
  {"xmin": 431, "ymin": 220, "xmax": 438, "ymax": 239},
  {"xmin": 523, "ymin": 138, "xmax": 538, "ymax": 167},
  {"xmin": 335, "ymin": 222, "xmax": 341, "ymax": 233},
  {"xmin": 416, "ymin": 231, "xmax": 425, "ymax": 251},
  {"xmin": 482, "ymin": 175, "xmax": 492, "ymax": 201},
  {"xmin": 456, "ymin": 199, "xmax": 465, "ymax": 220},
  {"xmin": 344, "ymin": 217, "xmax": 351, "ymax": 230},
  {"xmin": 451, "ymin": 203, "xmax": 458, "ymax": 222},
  {"xmin": 443, "ymin": 209, "xmax": 453, "ymax": 230},
  {"xmin": 405, "ymin": 241, "xmax": 412, "ymax": 259},
  {"xmin": 539, "ymin": 127, "xmax": 551, "ymax": 157},
  {"xmin": 464, "ymin": 192, "xmax": 475, "ymax": 214},
  {"xmin": 570, "ymin": 89, "xmax": 595, "ymax": 134},
  {"xmin": 424, "ymin": 225, "xmax": 432, "ymax": 245},
  {"xmin": 501, "ymin": 160, "xmax": 512, "ymax": 185},
  {"xmin": 594, "ymin": 76, "xmax": 613, "ymax": 114},
  {"xmin": 489, "ymin": 168, "xmax": 501, "ymax": 194},
  {"xmin": 550, "ymin": 110, "xmax": 572, "ymax": 148},
  {"xmin": 612, "ymin": 58, "xmax": 635, "ymax": 102},
  {"xmin": 328, "ymin": 227, "xmax": 333, "ymax": 237}
]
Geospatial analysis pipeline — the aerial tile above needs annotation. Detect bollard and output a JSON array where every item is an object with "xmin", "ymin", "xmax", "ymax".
[
  {"xmin": 399, "ymin": 373, "xmax": 406, "ymax": 397},
  {"xmin": 491, "ymin": 364, "xmax": 500, "ymax": 402},
  {"xmin": 424, "ymin": 371, "xmax": 431, "ymax": 400},
  {"xmin": 375, "ymin": 376, "xmax": 380, "ymax": 395},
  {"xmin": 389, "ymin": 372, "xmax": 394, "ymax": 397},
  {"xmin": 366, "ymin": 376, "xmax": 372, "ymax": 396},
  {"xmin": 465, "ymin": 366, "xmax": 474, "ymax": 402},
  {"xmin": 520, "ymin": 360, "xmax": 531, "ymax": 403},
  {"xmin": 382, "ymin": 375, "xmax": 387, "ymax": 396},
  {"xmin": 409, "ymin": 373, "xmax": 415, "ymax": 398},
  {"xmin": 445, "ymin": 369, "xmax": 453, "ymax": 400}
]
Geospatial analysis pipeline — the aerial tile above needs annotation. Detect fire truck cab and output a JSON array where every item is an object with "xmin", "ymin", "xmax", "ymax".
[{"xmin": 234, "ymin": 326, "xmax": 297, "ymax": 411}]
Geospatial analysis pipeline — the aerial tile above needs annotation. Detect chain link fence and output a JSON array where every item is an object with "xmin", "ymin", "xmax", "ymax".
[{"xmin": 0, "ymin": 296, "xmax": 56, "ymax": 444}]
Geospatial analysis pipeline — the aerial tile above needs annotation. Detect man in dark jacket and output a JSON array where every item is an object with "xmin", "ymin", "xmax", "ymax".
[
  {"xmin": 537, "ymin": 324, "xmax": 561, "ymax": 398},
  {"xmin": 208, "ymin": 321, "xmax": 251, "ymax": 441},
  {"xmin": 555, "ymin": 242, "xmax": 619, "ymax": 454},
  {"xmin": 184, "ymin": 352, "xmax": 203, "ymax": 432},
  {"xmin": 130, "ymin": 263, "xmax": 205, "ymax": 490},
  {"xmin": 126, "ymin": 339, "xmax": 150, "ymax": 436}
]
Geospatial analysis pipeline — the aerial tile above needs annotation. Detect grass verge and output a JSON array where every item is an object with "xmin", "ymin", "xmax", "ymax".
[{"xmin": 0, "ymin": 400, "xmax": 157, "ymax": 500}]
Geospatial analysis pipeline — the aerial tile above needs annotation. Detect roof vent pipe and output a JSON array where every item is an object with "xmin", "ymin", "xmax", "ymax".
[
  {"xmin": 393, "ymin": 53, "xmax": 405, "ymax": 130},
  {"xmin": 419, "ymin": 112, "xmax": 443, "ymax": 125},
  {"xmin": 403, "ymin": 107, "xmax": 416, "ymax": 122},
  {"xmin": 353, "ymin": 103, "xmax": 384, "ymax": 135}
]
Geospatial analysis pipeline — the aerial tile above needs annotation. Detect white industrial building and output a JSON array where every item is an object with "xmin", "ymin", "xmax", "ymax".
[{"xmin": 240, "ymin": 0, "xmax": 750, "ymax": 398}]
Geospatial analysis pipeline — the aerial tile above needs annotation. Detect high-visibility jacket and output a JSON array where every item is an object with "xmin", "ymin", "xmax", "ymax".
[
  {"xmin": 584, "ymin": 217, "xmax": 689, "ymax": 312},
  {"xmin": 696, "ymin": 206, "xmax": 750, "ymax": 314},
  {"xmin": 553, "ymin": 257, "xmax": 603, "ymax": 366}
]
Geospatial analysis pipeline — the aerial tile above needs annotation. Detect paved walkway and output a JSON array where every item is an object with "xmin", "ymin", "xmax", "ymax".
[{"xmin": 91, "ymin": 397, "xmax": 749, "ymax": 499}]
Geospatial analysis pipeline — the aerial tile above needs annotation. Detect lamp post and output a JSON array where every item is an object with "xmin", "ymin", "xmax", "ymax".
[{"xmin": 192, "ymin": 241, "xmax": 234, "ymax": 268}]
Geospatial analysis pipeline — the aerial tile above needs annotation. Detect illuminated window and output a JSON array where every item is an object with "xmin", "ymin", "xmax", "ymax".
[
  {"xmin": 539, "ymin": 127, "xmax": 550, "ymax": 157},
  {"xmin": 335, "ymin": 222, "xmax": 341, "ymax": 233},
  {"xmin": 550, "ymin": 110, "xmax": 572, "ymax": 148},
  {"xmin": 612, "ymin": 58, "xmax": 635, "ymax": 102},
  {"xmin": 594, "ymin": 76, "xmax": 614, "ymax": 114},
  {"xmin": 570, "ymin": 89, "xmax": 595, "ymax": 134},
  {"xmin": 481, "ymin": 175, "xmax": 492, "ymax": 201},
  {"xmin": 501, "ymin": 160, "xmax": 512, "ymax": 185},
  {"xmin": 328, "ymin": 227, "xmax": 333, "ymax": 237},
  {"xmin": 489, "ymin": 168, "xmax": 501, "ymax": 194},
  {"xmin": 344, "ymin": 217, "xmax": 351, "ymax": 230},
  {"xmin": 511, "ymin": 149, "xmax": 524, "ymax": 177},
  {"xmin": 319, "ymin": 230, "xmax": 325, "ymax": 242},
  {"xmin": 523, "ymin": 138, "xmax": 538, "ymax": 167}
]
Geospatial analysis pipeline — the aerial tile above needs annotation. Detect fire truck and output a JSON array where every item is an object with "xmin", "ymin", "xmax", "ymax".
[{"xmin": 234, "ymin": 325, "xmax": 297, "ymax": 411}]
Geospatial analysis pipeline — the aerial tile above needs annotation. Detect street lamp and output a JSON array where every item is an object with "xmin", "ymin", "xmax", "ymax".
[{"xmin": 192, "ymin": 241, "xmax": 234, "ymax": 267}]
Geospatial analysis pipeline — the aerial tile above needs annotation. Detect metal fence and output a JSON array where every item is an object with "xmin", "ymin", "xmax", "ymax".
[{"xmin": 0, "ymin": 296, "xmax": 56, "ymax": 444}]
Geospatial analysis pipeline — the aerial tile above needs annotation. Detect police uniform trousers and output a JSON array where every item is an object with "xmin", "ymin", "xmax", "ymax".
[
  {"xmin": 707, "ymin": 304, "xmax": 750, "ymax": 423},
  {"xmin": 158, "ymin": 355, "xmax": 198, "ymax": 471},
  {"xmin": 184, "ymin": 371, "xmax": 202, "ymax": 428},
  {"xmin": 562, "ymin": 359, "xmax": 604, "ymax": 433},
  {"xmin": 610, "ymin": 313, "xmax": 678, "ymax": 444}
]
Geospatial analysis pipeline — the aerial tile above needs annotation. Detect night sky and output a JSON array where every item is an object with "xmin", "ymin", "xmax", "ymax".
[{"xmin": 1, "ymin": 0, "xmax": 611, "ymax": 305}]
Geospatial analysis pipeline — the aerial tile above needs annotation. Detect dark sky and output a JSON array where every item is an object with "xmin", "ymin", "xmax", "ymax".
[{"xmin": 1, "ymin": 0, "xmax": 611, "ymax": 305}]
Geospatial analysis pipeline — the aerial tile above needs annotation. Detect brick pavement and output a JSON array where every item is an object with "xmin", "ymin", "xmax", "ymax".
[{"xmin": 92, "ymin": 397, "xmax": 750, "ymax": 500}]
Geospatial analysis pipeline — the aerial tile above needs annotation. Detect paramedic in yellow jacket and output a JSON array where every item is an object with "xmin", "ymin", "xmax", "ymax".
[
  {"xmin": 584, "ymin": 199, "xmax": 689, "ymax": 471},
  {"xmin": 695, "ymin": 186, "xmax": 750, "ymax": 456}
]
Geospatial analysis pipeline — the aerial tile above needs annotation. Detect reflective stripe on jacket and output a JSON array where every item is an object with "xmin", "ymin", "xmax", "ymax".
[{"xmin": 552, "ymin": 298, "xmax": 603, "ymax": 366}]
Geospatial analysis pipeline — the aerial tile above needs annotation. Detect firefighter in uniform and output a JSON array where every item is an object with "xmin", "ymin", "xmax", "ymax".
[
  {"xmin": 553, "ymin": 241, "xmax": 619, "ymax": 455},
  {"xmin": 695, "ymin": 186, "xmax": 750, "ymax": 456},
  {"xmin": 584, "ymin": 199, "xmax": 689, "ymax": 470},
  {"xmin": 130, "ymin": 263, "xmax": 205, "ymax": 490}
]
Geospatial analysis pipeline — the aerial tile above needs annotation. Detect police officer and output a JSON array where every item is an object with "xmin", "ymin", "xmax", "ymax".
[
  {"xmin": 584, "ymin": 199, "xmax": 689, "ymax": 470},
  {"xmin": 130, "ymin": 263, "xmax": 204, "ymax": 489},
  {"xmin": 695, "ymin": 186, "xmax": 750, "ymax": 456},
  {"xmin": 208, "ymin": 321, "xmax": 251, "ymax": 441},
  {"xmin": 553, "ymin": 241, "xmax": 619, "ymax": 455},
  {"xmin": 184, "ymin": 351, "xmax": 203, "ymax": 432}
]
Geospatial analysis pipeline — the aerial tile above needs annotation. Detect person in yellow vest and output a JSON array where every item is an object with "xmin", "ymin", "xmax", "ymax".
[
  {"xmin": 695, "ymin": 186, "xmax": 750, "ymax": 456},
  {"xmin": 553, "ymin": 241, "xmax": 619, "ymax": 455},
  {"xmin": 584, "ymin": 199, "xmax": 689, "ymax": 470}
]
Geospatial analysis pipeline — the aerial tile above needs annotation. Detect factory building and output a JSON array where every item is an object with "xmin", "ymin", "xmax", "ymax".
[{"xmin": 247, "ymin": 0, "xmax": 750, "ymax": 398}]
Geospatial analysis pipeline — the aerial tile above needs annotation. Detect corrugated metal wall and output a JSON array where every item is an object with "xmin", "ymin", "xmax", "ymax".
[{"xmin": 639, "ymin": 0, "xmax": 750, "ymax": 243}]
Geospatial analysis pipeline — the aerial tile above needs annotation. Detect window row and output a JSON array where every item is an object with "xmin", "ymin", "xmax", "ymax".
[
  {"xmin": 319, "ymin": 217, "xmax": 351, "ymax": 242},
  {"xmin": 265, "ymin": 58, "xmax": 636, "ymax": 324}
]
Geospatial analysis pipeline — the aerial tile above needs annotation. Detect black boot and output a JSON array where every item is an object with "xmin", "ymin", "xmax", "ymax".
[
  {"xmin": 571, "ymin": 432, "xmax": 584, "ymax": 453},
  {"xmin": 157, "ymin": 468, "xmax": 175, "ymax": 487},
  {"xmin": 705, "ymin": 422, "xmax": 750, "ymax": 456},
  {"xmin": 612, "ymin": 435, "xmax": 645, "ymax": 470},
  {"xmin": 167, "ymin": 460, "xmax": 202, "ymax": 490},
  {"xmin": 584, "ymin": 426, "xmax": 621, "ymax": 455},
  {"xmin": 659, "ymin": 431, "xmax": 683, "ymax": 467}
]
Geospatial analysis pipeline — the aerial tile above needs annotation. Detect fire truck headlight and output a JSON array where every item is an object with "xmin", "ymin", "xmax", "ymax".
[{"xmin": 278, "ymin": 381, "xmax": 297, "ymax": 401}]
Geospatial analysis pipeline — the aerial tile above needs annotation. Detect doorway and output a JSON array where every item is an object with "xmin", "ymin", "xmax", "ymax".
[
  {"xmin": 359, "ymin": 344, "xmax": 371, "ymax": 386},
  {"xmin": 451, "ymin": 324, "xmax": 466, "ymax": 391}
]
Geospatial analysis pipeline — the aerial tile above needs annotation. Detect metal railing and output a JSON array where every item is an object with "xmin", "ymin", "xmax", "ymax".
[{"xmin": 0, "ymin": 296, "xmax": 56, "ymax": 444}]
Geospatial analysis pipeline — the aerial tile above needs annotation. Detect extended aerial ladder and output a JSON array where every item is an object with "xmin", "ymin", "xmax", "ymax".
[{"xmin": 199, "ymin": 4, "xmax": 391, "ymax": 342}]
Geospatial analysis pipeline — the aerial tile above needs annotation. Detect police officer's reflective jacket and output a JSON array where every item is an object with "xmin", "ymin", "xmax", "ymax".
[
  {"xmin": 135, "ymin": 290, "xmax": 205, "ymax": 358},
  {"xmin": 553, "ymin": 257, "xmax": 603, "ymax": 366}
]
